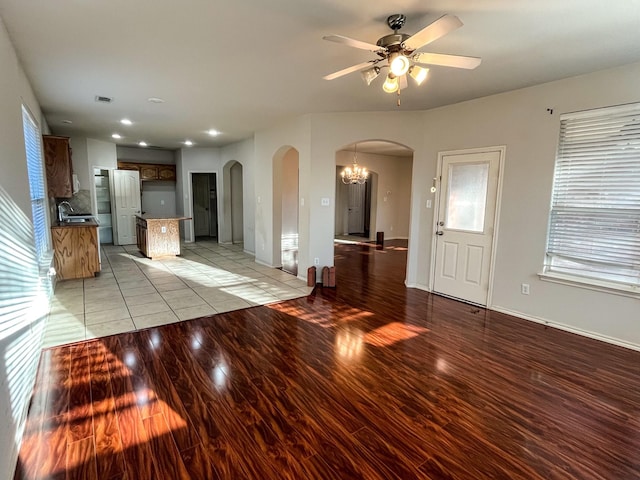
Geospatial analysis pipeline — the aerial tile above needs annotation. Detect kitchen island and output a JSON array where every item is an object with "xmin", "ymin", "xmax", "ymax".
[{"xmin": 136, "ymin": 215, "xmax": 191, "ymax": 259}]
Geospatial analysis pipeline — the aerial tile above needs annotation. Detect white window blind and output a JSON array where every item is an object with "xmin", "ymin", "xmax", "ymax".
[
  {"xmin": 21, "ymin": 105, "xmax": 49, "ymax": 262},
  {"xmin": 544, "ymin": 103, "xmax": 640, "ymax": 287}
]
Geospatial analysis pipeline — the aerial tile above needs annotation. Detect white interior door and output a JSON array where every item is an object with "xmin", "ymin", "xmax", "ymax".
[
  {"xmin": 433, "ymin": 149, "xmax": 502, "ymax": 305},
  {"xmin": 112, "ymin": 169, "xmax": 141, "ymax": 245},
  {"xmin": 347, "ymin": 183, "xmax": 366, "ymax": 234}
]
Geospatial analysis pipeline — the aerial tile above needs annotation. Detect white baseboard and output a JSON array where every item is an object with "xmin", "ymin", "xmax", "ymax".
[
  {"xmin": 491, "ymin": 305, "xmax": 640, "ymax": 353},
  {"xmin": 405, "ymin": 282, "xmax": 430, "ymax": 292},
  {"xmin": 254, "ymin": 258, "xmax": 280, "ymax": 268}
]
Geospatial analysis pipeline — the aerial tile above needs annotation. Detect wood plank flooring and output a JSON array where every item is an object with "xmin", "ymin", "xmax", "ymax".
[{"xmin": 15, "ymin": 241, "xmax": 640, "ymax": 479}]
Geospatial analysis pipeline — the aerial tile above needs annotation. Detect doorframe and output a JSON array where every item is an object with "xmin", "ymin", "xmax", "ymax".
[
  {"xmin": 428, "ymin": 145, "xmax": 506, "ymax": 307},
  {"xmin": 186, "ymin": 170, "xmax": 220, "ymax": 242}
]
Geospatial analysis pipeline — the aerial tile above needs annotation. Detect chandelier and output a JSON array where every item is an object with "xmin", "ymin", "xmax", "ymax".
[{"xmin": 341, "ymin": 143, "xmax": 369, "ymax": 185}]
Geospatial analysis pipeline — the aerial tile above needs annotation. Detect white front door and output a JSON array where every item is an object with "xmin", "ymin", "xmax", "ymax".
[
  {"xmin": 112, "ymin": 169, "xmax": 141, "ymax": 245},
  {"xmin": 432, "ymin": 148, "xmax": 502, "ymax": 305}
]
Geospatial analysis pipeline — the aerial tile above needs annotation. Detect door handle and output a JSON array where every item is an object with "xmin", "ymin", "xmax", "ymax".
[{"xmin": 435, "ymin": 231, "xmax": 444, "ymax": 236}]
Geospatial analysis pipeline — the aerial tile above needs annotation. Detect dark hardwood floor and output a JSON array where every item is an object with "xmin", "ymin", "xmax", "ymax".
[{"xmin": 15, "ymin": 241, "xmax": 640, "ymax": 479}]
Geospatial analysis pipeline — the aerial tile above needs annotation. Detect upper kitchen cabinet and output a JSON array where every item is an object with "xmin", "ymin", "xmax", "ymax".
[
  {"xmin": 118, "ymin": 161, "xmax": 176, "ymax": 181},
  {"xmin": 43, "ymin": 135, "xmax": 73, "ymax": 198}
]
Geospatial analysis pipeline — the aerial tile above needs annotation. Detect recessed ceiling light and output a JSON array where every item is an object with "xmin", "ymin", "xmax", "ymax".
[
  {"xmin": 184, "ymin": 140, "xmax": 193, "ymax": 146},
  {"xmin": 120, "ymin": 118, "xmax": 132, "ymax": 126},
  {"xmin": 112, "ymin": 133, "xmax": 122, "ymax": 139},
  {"xmin": 147, "ymin": 97, "xmax": 165, "ymax": 103},
  {"xmin": 138, "ymin": 141, "xmax": 148, "ymax": 147},
  {"xmin": 207, "ymin": 129, "xmax": 221, "ymax": 136},
  {"xmin": 61, "ymin": 120, "xmax": 73, "ymax": 124}
]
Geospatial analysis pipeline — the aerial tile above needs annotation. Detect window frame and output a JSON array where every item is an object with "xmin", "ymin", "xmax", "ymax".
[
  {"xmin": 21, "ymin": 105, "xmax": 51, "ymax": 265},
  {"xmin": 540, "ymin": 102, "xmax": 640, "ymax": 296}
]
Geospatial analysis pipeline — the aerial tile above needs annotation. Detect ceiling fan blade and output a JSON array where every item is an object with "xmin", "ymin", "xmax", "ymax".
[
  {"xmin": 323, "ymin": 34, "xmax": 382, "ymax": 52},
  {"xmin": 323, "ymin": 61, "xmax": 377, "ymax": 81},
  {"xmin": 399, "ymin": 74, "xmax": 408, "ymax": 90},
  {"xmin": 413, "ymin": 52, "xmax": 481, "ymax": 69},
  {"xmin": 403, "ymin": 14, "xmax": 463, "ymax": 51}
]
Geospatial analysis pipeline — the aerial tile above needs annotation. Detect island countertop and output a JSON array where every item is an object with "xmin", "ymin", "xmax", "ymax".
[{"xmin": 136, "ymin": 214, "xmax": 191, "ymax": 221}]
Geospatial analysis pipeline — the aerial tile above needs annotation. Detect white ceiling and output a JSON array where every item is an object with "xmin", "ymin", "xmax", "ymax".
[{"xmin": 1, "ymin": 1, "xmax": 639, "ymax": 150}]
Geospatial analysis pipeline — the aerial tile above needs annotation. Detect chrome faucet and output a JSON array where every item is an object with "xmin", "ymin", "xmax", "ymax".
[{"xmin": 57, "ymin": 201, "xmax": 74, "ymax": 222}]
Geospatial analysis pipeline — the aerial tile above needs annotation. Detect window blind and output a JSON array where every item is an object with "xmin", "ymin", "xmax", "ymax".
[
  {"xmin": 21, "ymin": 106, "xmax": 49, "ymax": 262},
  {"xmin": 545, "ymin": 103, "xmax": 640, "ymax": 286}
]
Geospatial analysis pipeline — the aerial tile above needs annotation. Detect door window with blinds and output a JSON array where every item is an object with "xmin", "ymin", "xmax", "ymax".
[{"xmin": 544, "ymin": 102, "xmax": 640, "ymax": 289}]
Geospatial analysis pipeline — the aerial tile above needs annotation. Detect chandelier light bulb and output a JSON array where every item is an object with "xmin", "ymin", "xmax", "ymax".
[{"xmin": 390, "ymin": 54, "xmax": 410, "ymax": 76}]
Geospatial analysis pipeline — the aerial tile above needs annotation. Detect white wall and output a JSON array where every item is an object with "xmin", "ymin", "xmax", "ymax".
[
  {"xmin": 69, "ymin": 136, "xmax": 90, "ymax": 190},
  {"xmin": 0, "ymin": 16, "xmax": 51, "ymax": 478},
  {"xmin": 88, "ymin": 138, "xmax": 117, "ymax": 170},
  {"xmin": 116, "ymin": 146, "xmax": 175, "ymax": 164}
]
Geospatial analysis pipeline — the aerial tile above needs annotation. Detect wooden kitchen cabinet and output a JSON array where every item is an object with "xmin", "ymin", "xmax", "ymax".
[
  {"xmin": 43, "ymin": 135, "xmax": 73, "ymax": 198},
  {"xmin": 157, "ymin": 165, "xmax": 176, "ymax": 181},
  {"xmin": 118, "ymin": 161, "xmax": 176, "ymax": 181},
  {"xmin": 139, "ymin": 165, "xmax": 159, "ymax": 180},
  {"xmin": 51, "ymin": 223, "xmax": 100, "ymax": 280}
]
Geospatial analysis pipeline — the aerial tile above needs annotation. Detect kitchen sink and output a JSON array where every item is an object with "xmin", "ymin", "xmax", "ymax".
[{"xmin": 62, "ymin": 214, "xmax": 98, "ymax": 224}]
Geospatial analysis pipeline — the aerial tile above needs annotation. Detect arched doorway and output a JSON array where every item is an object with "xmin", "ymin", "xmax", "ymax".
[
  {"xmin": 273, "ymin": 146, "xmax": 299, "ymax": 276},
  {"xmin": 222, "ymin": 160, "xmax": 244, "ymax": 244},
  {"xmin": 334, "ymin": 140, "xmax": 413, "ymax": 248}
]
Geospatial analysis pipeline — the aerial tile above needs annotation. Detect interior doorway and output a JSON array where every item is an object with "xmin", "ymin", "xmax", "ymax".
[
  {"xmin": 192, "ymin": 173, "xmax": 218, "ymax": 240},
  {"xmin": 273, "ymin": 146, "xmax": 299, "ymax": 276},
  {"xmin": 230, "ymin": 162, "xmax": 244, "ymax": 244},
  {"xmin": 280, "ymin": 151, "xmax": 299, "ymax": 276}
]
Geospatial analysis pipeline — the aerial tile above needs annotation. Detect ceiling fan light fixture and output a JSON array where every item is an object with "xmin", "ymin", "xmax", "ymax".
[
  {"xmin": 361, "ymin": 66, "xmax": 381, "ymax": 86},
  {"xmin": 409, "ymin": 65, "xmax": 429, "ymax": 85},
  {"xmin": 382, "ymin": 74, "xmax": 399, "ymax": 93},
  {"xmin": 389, "ymin": 53, "xmax": 410, "ymax": 76}
]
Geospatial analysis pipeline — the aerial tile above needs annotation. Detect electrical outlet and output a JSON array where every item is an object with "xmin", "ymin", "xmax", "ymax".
[
  {"xmin": 161, "ymin": 226, "xmax": 167, "ymax": 234},
  {"xmin": 314, "ymin": 257, "xmax": 320, "ymax": 265},
  {"xmin": 426, "ymin": 200, "xmax": 432, "ymax": 208},
  {"xmin": 521, "ymin": 283, "xmax": 530, "ymax": 295}
]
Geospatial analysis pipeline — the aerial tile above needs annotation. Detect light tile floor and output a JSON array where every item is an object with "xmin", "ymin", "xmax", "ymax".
[{"xmin": 43, "ymin": 241, "xmax": 312, "ymax": 348}]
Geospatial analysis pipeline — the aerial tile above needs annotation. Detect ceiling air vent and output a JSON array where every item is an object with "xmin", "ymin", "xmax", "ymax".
[{"xmin": 94, "ymin": 95, "xmax": 113, "ymax": 103}]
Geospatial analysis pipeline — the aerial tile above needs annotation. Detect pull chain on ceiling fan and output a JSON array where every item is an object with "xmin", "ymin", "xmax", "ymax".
[{"xmin": 322, "ymin": 13, "xmax": 481, "ymax": 101}]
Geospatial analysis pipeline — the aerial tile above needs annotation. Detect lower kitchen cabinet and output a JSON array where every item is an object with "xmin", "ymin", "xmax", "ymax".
[{"xmin": 51, "ymin": 223, "xmax": 100, "ymax": 280}]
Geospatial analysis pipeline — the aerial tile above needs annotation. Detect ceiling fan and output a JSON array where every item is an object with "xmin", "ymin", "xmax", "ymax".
[{"xmin": 323, "ymin": 13, "xmax": 481, "ymax": 97}]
